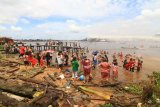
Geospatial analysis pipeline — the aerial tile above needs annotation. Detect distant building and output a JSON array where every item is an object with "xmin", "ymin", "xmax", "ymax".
[{"xmin": 0, "ymin": 37, "xmax": 14, "ymax": 45}]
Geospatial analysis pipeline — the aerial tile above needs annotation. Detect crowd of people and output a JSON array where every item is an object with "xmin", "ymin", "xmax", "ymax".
[{"xmin": 3, "ymin": 43, "xmax": 143, "ymax": 84}]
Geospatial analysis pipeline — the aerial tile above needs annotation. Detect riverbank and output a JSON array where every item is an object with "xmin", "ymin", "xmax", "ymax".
[{"xmin": 0, "ymin": 47, "xmax": 160, "ymax": 106}]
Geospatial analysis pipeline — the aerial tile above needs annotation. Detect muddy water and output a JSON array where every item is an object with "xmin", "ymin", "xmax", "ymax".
[{"xmin": 25, "ymin": 40, "xmax": 160, "ymax": 83}]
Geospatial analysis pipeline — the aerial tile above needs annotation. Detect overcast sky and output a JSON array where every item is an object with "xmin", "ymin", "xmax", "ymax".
[{"xmin": 0, "ymin": 0, "xmax": 160, "ymax": 40}]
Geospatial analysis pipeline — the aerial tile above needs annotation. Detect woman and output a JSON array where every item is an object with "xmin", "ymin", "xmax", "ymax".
[
  {"xmin": 99, "ymin": 58, "xmax": 111, "ymax": 82},
  {"xmin": 72, "ymin": 57, "xmax": 79, "ymax": 80},
  {"xmin": 82, "ymin": 56, "xmax": 91, "ymax": 83}
]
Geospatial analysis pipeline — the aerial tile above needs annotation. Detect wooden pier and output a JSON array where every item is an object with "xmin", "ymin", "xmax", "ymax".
[{"xmin": 23, "ymin": 41, "xmax": 87, "ymax": 53}]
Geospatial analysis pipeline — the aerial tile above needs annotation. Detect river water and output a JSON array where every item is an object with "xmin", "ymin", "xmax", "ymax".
[
  {"xmin": 23, "ymin": 40, "xmax": 160, "ymax": 57},
  {"xmin": 22, "ymin": 40, "xmax": 160, "ymax": 82}
]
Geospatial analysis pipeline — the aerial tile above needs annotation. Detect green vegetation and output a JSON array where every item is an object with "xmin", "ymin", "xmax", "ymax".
[
  {"xmin": 0, "ymin": 45, "xmax": 3, "ymax": 50},
  {"xmin": 124, "ymin": 84, "xmax": 143, "ymax": 94},
  {"xmin": 152, "ymin": 72, "xmax": 160, "ymax": 88},
  {"xmin": 151, "ymin": 72, "xmax": 160, "ymax": 104},
  {"xmin": 102, "ymin": 103, "xmax": 113, "ymax": 107},
  {"xmin": 142, "ymin": 72, "xmax": 160, "ymax": 104}
]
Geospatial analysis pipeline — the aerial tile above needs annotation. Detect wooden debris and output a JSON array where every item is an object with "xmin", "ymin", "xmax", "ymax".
[
  {"xmin": 29, "ymin": 84, "xmax": 48, "ymax": 104},
  {"xmin": 0, "ymin": 93, "xmax": 29, "ymax": 107},
  {"xmin": 0, "ymin": 79, "xmax": 37, "ymax": 98},
  {"xmin": 47, "ymin": 73, "xmax": 56, "ymax": 81},
  {"xmin": 7, "ymin": 67, "xmax": 20, "ymax": 73},
  {"xmin": 18, "ymin": 77, "xmax": 46, "ymax": 86},
  {"xmin": 33, "ymin": 89, "xmax": 59, "ymax": 107},
  {"xmin": 78, "ymin": 86, "xmax": 111, "ymax": 100},
  {"xmin": 43, "ymin": 76, "xmax": 57, "ymax": 88}
]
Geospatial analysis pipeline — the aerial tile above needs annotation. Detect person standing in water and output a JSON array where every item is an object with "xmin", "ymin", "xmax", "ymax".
[
  {"xmin": 92, "ymin": 54, "xmax": 98, "ymax": 69},
  {"xmin": 137, "ymin": 59, "xmax": 143, "ymax": 72},
  {"xmin": 112, "ymin": 59, "xmax": 118, "ymax": 80},
  {"xmin": 104, "ymin": 51, "xmax": 109, "ymax": 62},
  {"xmin": 82, "ymin": 56, "xmax": 92, "ymax": 83},
  {"xmin": 98, "ymin": 58, "xmax": 111, "ymax": 82}
]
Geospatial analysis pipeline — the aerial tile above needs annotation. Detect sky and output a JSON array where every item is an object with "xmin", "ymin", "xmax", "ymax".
[{"xmin": 0, "ymin": 0, "xmax": 160, "ymax": 40}]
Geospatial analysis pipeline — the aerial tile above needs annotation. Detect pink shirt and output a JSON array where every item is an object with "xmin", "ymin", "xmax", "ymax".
[
  {"xmin": 113, "ymin": 65, "xmax": 118, "ymax": 72},
  {"xmin": 99, "ymin": 62, "xmax": 110, "ymax": 72}
]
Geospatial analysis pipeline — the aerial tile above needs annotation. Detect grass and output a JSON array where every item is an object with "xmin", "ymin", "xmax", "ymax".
[
  {"xmin": 124, "ymin": 84, "xmax": 143, "ymax": 94},
  {"xmin": 152, "ymin": 72, "xmax": 160, "ymax": 88},
  {"xmin": 102, "ymin": 103, "xmax": 113, "ymax": 107}
]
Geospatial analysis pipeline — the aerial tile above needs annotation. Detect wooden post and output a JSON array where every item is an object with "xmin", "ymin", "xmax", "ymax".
[{"xmin": 44, "ymin": 46, "xmax": 45, "ymax": 50}]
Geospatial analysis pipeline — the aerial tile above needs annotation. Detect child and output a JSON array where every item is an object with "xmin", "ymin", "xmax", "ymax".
[
  {"xmin": 72, "ymin": 57, "xmax": 79, "ymax": 81},
  {"xmin": 112, "ymin": 59, "xmax": 118, "ymax": 80}
]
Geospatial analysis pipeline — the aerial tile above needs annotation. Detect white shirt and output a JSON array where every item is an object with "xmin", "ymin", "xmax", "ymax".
[{"xmin": 57, "ymin": 55, "xmax": 63, "ymax": 64}]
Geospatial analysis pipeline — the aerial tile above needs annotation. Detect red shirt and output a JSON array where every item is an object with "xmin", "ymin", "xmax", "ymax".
[{"xmin": 19, "ymin": 46, "xmax": 25, "ymax": 54}]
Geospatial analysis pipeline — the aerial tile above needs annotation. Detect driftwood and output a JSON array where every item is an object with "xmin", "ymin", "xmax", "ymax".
[
  {"xmin": 0, "ymin": 79, "xmax": 37, "ymax": 98},
  {"xmin": 78, "ymin": 86, "xmax": 110, "ymax": 100},
  {"xmin": 18, "ymin": 77, "xmax": 46, "ymax": 86},
  {"xmin": 43, "ymin": 76, "xmax": 57, "ymax": 88},
  {"xmin": 29, "ymin": 84, "xmax": 48, "ymax": 104},
  {"xmin": 9, "ymin": 62, "xmax": 19, "ymax": 67},
  {"xmin": 0, "ymin": 93, "xmax": 29, "ymax": 107},
  {"xmin": 30, "ymin": 70, "xmax": 44, "ymax": 78},
  {"xmin": 7, "ymin": 67, "xmax": 20, "ymax": 73},
  {"xmin": 71, "ymin": 81, "xmax": 121, "ymax": 87},
  {"xmin": 47, "ymin": 73, "xmax": 56, "ymax": 81},
  {"xmin": 0, "ymin": 76, "xmax": 8, "ymax": 80},
  {"xmin": 100, "ymin": 81, "xmax": 122, "ymax": 87},
  {"xmin": 110, "ymin": 97, "xmax": 139, "ymax": 107},
  {"xmin": 34, "ymin": 89, "xmax": 59, "ymax": 107}
]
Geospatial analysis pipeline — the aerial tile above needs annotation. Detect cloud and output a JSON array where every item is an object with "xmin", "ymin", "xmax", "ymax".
[
  {"xmin": 0, "ymin": 0, "xmax": 160, "ymax": 39},
  {"xmin": 11, "ymin": 26, "xmax": 22, "ymax": 32},
  {"xmin": 0, "ymin": 25, "xmax": 6, "ymax": 31},
  {"xmin": 0, "ymin": 0, "xmax": 135, "ymax": 25},
  {"xmin": 20, "ymin": 18, "xmax": 30, "ymax": 24}
]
